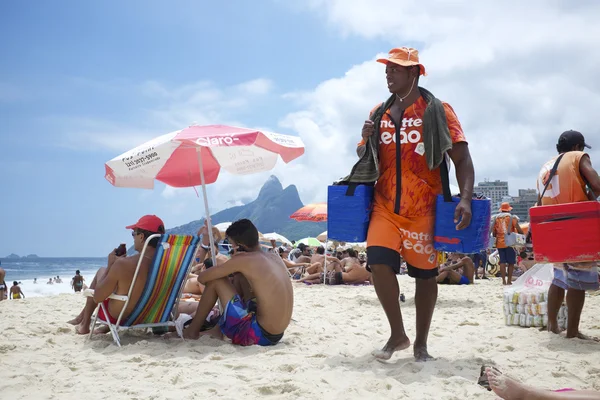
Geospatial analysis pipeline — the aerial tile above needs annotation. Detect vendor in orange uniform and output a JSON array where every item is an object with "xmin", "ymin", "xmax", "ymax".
[
  {"xmin": 537, "ymin": 130, "xmax": 600, "ymax": 340},
  {"xmin": 358, "ymin": 47, "xmax": 475, "ymax": 361}
]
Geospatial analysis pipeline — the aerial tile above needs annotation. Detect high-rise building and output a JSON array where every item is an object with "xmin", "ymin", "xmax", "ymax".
[
  {"xmin": 474, "ymin": 179, "xmax": 509, "ymax": 207},
  {"xmin": 510, "ymin": 189, "xmax": 538, "ymax": 222}
]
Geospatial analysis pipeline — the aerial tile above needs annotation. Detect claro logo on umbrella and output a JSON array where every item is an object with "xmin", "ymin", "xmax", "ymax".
[{"xmin": 195, "ymin": 136, "xmax": 242, "ymax": 147}]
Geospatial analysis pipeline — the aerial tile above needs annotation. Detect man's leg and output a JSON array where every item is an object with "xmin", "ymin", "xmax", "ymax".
[
  {"xmin": 177, "ymin": 277, "xmax": 237, "ymax": 340},
  {"xmin": 73, "ymin": 267, "xmax": 107, "ymax": 334},
  {"xmin": 414, "ymin": 275, "xmax": 438, "ymax": 361},
  {"xmin": 565, "ymin": 288, "xmax": 585, "ymax": 339},
  {"xmin": 547, "ymin": 283, "xmax": 565, "ymax": 334},
  {"xmin": 370, "ymin": 263, "xmax": 410, "ymax": 360}
]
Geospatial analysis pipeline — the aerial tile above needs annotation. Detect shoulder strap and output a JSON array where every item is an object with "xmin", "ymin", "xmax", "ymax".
[
  {"xmin": 537, "ymin": 153, "xmax": 565, "ymax": 205},
  {"xmin": 439, "ymin": 155, "xmax": 452, "ymax": 202}
]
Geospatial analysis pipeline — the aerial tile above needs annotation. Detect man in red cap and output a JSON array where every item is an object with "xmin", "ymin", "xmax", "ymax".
[
  {"xmin": 358, "ymin": 47, "xmax": 475, "ymax": 361},
  {"xmin": 67, "ymin": 215, "xmax": 165, "ymax": 334},
  {"xmin": 538, "ymin": 130, "xmax": 600, "ymax": 340}
]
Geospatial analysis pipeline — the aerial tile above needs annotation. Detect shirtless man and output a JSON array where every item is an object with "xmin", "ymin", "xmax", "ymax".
[
  {"xmin": 0, "ymin": 266, "xmax": 6, "ymax": 301},
  {"xmin": 10, "ymin": 281, "xmax": 25, "ymax": 299},
  {"xmin": 67, "ymin": 215, "xmax": 165, "ymax": 335},
  {"xmin": 436, "ymin": 253, "xmax": 474, "ymax": 285},
  {"xmin": 174, "ymin": 219, "xmax": 293, "ymax": 346},
  {"xmin": 71, "ymin": 270, "xmax": 84, "ymax": 293}
]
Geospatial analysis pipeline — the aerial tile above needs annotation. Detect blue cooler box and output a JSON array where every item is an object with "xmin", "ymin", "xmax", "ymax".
[
  {"xmin": 433, "ymin": 195, "xmax": 491, "ymax": 253},
  {"xmin": 327, "ymin": 184, "xmax": 374, "ymax": 242}
]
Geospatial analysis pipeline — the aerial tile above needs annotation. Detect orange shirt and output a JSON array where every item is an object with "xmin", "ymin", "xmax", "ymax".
[
  {"xmin": 493, "ymin": 213, "xmax": 519, "ymax": 249},
  {"xmin": 537, "ymin": 151, "xmax": 589, "ymax": 205},
  {"xmin": 359, "ymin": 96, "xmax": 466, "ymax": 217}
]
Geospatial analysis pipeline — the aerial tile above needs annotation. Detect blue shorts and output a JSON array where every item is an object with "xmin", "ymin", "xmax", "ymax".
[
  {"xmin": 218, "ymin": 294, "xmax": 283, "ymax": 346},
  {"xmin": 498, "ymin": 247, "xmax": 516, "ymax": 265},
  {"xmin": 552, "ymin": 264, "xmax": 599, "ymax": 291}
]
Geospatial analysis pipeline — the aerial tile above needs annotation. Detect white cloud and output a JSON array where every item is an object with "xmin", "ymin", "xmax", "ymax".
[
  {"xmin": 279, "ymin": 0, "xmax": 600, "ymax": 201},
  {"xmin": 236, "ymin": 78, "xmax": 274, "ymax": 95}
]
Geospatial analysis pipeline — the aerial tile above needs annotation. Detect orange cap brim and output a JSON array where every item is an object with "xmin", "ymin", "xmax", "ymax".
[{"xmin": 377, "ymin": 58, "xmax": 427, "ymax": 76}]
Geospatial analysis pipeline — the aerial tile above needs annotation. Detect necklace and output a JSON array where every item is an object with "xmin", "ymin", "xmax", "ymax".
[{"xmin": 395, "ymin": 78, "xmax": 416, "ymax": 103}]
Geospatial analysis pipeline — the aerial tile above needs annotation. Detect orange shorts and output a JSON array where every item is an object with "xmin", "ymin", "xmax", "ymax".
[{"xmin": 366, "ymin": 204, "xmax": 439, "ymax": 277}]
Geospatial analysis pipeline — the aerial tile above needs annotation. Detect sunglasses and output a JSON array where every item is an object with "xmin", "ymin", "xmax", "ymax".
[{"xmin": 131, "ymin": 230, "xmax": 139, "ymax": 237}]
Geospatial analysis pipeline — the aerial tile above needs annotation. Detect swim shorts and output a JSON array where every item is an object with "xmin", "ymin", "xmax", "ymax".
[
  {"xmin": 98, "ymin": 299, "xmax": 118, "ymax": 324},
  {"xmin": 498, "ymin": 247, "xmax": 517, "ymax": 265},
  {"xmin": 552, "ymin": 263, "xmax": 599, "ymax": 291},
  {"xmin": 366, "ymin": 204, "xmax": 438, "ymax": 279},
  {"xmin": 219, "ymin": 294, "xmax": 283, "ymax": 346}
]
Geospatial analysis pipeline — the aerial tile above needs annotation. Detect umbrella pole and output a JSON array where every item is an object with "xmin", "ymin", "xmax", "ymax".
[{"xmin": 196, "ymin": 148, "xmax": 217, "ymax": 269}]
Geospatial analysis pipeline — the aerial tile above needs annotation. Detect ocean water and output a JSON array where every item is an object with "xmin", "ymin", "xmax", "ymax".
[{"xmin": 0, "ymin": 257, "xmax": 105, "ymax": 298}]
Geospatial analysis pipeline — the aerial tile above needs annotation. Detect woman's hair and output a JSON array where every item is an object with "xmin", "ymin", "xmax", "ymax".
[
  {"xmin": 347, "ymin": 248, "xmax": 357, "ymax": 258},
  {"xmin": 225, "ymin": 219, "xmax": 259, "ymax": 248},
  {"xmin": 136, "ymin": 225, "xmax": 166, "ymax": 248}
]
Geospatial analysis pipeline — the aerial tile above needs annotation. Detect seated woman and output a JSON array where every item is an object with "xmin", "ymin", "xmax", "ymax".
[{"xmin": 436, "ymin": 253, "xmax": 475, "ymax": 285}]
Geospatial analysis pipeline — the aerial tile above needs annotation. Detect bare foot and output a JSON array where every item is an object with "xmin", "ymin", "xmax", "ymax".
[
  {"xmin": 547, "ymin": 322, "xmax": 563, "ymax": 334},
  {"xmin": 67, "ymin": 316, "xmax": 83, "ymax": 325},
  {"xmin": 372, "ymin": 335, "xmax": 411, "ymax": 360},
  {"xmin": 75, "ymin": 323, "xmax": 90, "ymax": 335},
  {"xmin": 413, "ymin": 344, "xmax": 434, "ymax": 362},
  {"xmin": 486, "ymin": 367, "xmax": 528, "ymax": 400},
  {"xmin": 163, "ymin": 328, "xmax": 200, "ymax": 340},
  {"xmin": 565, "ymin": 332, "xmax": 600, "ymax": 342},
  {"xmin": 93, "ymin": 326, "xmax": 110, "ymax": 335}
]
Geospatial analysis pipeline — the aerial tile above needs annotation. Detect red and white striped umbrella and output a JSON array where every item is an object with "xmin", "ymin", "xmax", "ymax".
[
  {"xmin": 104, "ymin": 125, "xmax": 304, "ymax": 266},
  {"xmin": 105, "ymin": 125, "xmax": 304, "ymax": 189}
]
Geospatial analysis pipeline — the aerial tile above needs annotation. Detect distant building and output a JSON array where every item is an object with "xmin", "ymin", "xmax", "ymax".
[
  {"xmin": 510, "ymin": 189, "xmax": 538, "ymax": 222},
  {"xmin": 474, "ymin": 179, "xmax": 509, "ymax": 207}
]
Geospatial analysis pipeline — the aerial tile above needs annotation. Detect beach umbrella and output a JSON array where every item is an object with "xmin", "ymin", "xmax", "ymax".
[
  {"xmin": 105, "ymin": 124, "xmax": 304, "ymax": 266},
  {"xmin": 261, "ymin": 232, "xmax": 292, "ymax": 245},
  {"xmin": 317, "ymin": 231, "xmax": 327, "ymax": 242},
  {"xmin": 296, "ymin": 237, "xmax": 322, "ymax": 247},
  {"xmin": 290, "ymin": 203, "xmax": 327, "ymax": 222}
]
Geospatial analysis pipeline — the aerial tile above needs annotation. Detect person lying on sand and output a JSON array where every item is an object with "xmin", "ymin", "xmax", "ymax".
[
  {"xmin": 297, "ymin": 249, "xmax": 372, "ymax": 285},
  {"xmin": 10, "ymin": 281, "xmax": 25, "ymax": 299},
  {"xmin": 436, "ymin": 253, "xmax": 475, "ymax": 285},
  {"xmin": 485, "ymin": 367, "xmax": 600, "ymax": 400},
  {"xmin": 67, "ymin": 215, "xmax": 165, "ymax": 335},
  {"xmin": 167, "ymin": 219, "xmax": 293, "ymax": 346}
]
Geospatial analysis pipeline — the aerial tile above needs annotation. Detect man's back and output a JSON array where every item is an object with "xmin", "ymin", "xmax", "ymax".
[
  {"xmin": 107, "ymin": 254, "xmax": 152, "ymax": 319},
  {"xmin": 232, "ymin": 251, "xmax": 293, "ymax": 335},
  {"xmin": 493, "ymin": 213, "xmax": 518, "ymax": 248},
  {"xmin": 538, "ymin": 151, "xmax": 589, "ymax": 205}
]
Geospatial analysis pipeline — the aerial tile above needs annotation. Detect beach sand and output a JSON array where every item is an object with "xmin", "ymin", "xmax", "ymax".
[{"xmin": 1, "ymin": 276, "xmax": 599, "ymax": 399}]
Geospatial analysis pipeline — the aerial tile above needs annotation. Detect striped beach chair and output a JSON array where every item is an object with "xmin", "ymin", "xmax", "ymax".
[{"xmin": 86, "ymin": 234, "xmax": 200, "ymax": 346}]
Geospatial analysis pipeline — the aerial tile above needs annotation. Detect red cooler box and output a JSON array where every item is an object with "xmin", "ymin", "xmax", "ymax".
[{"xmin": 529, "ymin": 201, "xmax": 600, "ymax": 263}]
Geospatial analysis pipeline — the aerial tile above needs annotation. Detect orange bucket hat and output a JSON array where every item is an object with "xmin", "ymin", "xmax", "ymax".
[
  {"xmin": 377, "ymin": 47, "xmax": 427, "ymax": 76},
  {"xmin": 499, "ymin": 202, "xmax": 513, "ymax": 212}
]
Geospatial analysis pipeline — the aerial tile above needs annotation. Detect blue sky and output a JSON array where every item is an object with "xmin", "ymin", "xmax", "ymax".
[
  {"xmin": 0, "ymin": 0, "xmax": 390, "ymax": 256},
  {"xmin": 2, "ymin": 0, "xmax": 599, "ymax": 257}
]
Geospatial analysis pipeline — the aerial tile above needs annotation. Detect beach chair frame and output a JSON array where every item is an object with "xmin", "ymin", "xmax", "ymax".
[{"xmin": 85, "ymin": 234, "xmax": 199, "ymax": 347}]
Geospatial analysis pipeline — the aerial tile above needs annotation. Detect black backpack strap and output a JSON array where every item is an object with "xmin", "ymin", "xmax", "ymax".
[
  {"xmin": 439, "ymin": 155, "xmax": 452, "ymax": 202},
  {"xmin": 537, "ymin": 153, "xmax": 565, "ymax": 205}
]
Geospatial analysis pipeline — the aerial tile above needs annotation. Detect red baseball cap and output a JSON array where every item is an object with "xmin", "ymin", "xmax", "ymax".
[{"xmin": 126, "ymin": 215, "xmax": 165, "ymax": 232}]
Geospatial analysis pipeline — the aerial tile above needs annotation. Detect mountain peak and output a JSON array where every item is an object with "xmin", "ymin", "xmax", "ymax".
[{"xmin": 257, "ymin": 175, "xmax": 283, "ymax": 200}]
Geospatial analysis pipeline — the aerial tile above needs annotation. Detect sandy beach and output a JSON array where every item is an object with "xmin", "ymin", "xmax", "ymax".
[{"xmin": 1, "ymin": 276, "xmax": 599, "ymax": 400}]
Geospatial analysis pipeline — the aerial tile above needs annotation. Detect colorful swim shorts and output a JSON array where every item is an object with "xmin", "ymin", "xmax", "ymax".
[
  {"xmin": 552, "ymin": 263, "xmax": 599, "ymax": 291},
  {"xmin": 219, "ymin": 294, "xmax": 283, "ymax": 346}
]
